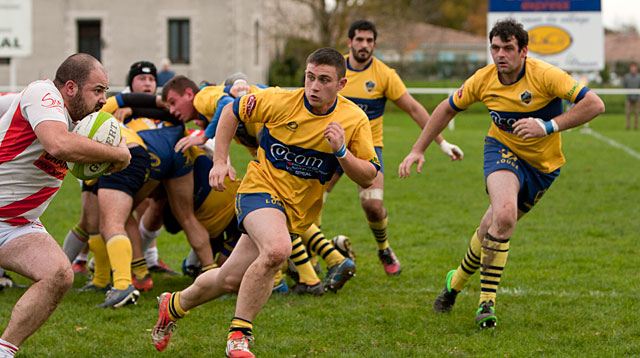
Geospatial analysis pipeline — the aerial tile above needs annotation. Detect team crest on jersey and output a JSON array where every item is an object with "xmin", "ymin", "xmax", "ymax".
[
  {"xmin": 246, "ymin": 95, "xmax": 257, "ymax": 117},
  {"xmin": 520, "ymin": 90, "xmax": 533, "ymax": 105},
  {"xmin": 364, "ymin": 80, "xmax": 376, "ymax": 93}
]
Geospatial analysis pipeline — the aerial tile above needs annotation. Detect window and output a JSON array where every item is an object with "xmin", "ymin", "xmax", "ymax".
[
  {"xmin": 0, "ymin": 58, "xmax": 9, "ymax": 65},
  {"xmin": 169, "ymin": 19, "xmax": 190, "ymax": 64},
  {"xmin": 77, "ymin": 20, "xmax": 101, "ymax": 61}
]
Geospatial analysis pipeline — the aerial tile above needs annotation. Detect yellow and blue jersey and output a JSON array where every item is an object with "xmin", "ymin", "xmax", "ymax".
[
  {"xmin": 119, "ymin": 123, "xmax": 146, "ymax": 150},
  {"xmin": 194, "ymin": 85, "xmax": 265, "ymax": 157},
  {"xmin": 190, "ymin": 150, "xmax": 240, "ymax": 238},
  {"xmin": 232, "ymin": 87, "xmax": 380, "ymax": 234},
  {"xmin": 101, "ymin": 96, "xmax": 193, "ymax": 180},
  {"xmin": 450, "ymin": 57, "xmax": 589, "ymax": 173},
  {"xmin": 339, "ymin": 56, "xmax": 407, "ymax": 147}
]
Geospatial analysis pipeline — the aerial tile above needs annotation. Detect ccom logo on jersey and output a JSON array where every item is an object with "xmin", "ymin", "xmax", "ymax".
[
  {"xmin": 490, "ymin": 111, "xmax": 519, "ymax": 133},
  {"xmin": 270, "ymin": 143, "xmax": 324, "ymax": 169}
]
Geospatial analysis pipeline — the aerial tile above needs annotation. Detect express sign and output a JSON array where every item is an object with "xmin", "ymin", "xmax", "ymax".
[{"xmin": 488, "ymin": 0, "xmax": 603, "ymax": 71}]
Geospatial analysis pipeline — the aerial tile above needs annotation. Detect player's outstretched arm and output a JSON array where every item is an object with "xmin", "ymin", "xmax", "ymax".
[
  {"xmin": 512, "ymin": 91, "xmax": 605, "ymax": 140},
  {"xmin": 324, "ymin": 121, "xmax": 377, "ymax": 188},
  {"xmin": 398, "ymin": 98, "xmax": 457, "ymax": 178},
  {"xmin": 393, "ymin": 92, "xmax": 463, "ymax": 161},
  {"xmin": 35, "ymin": 120, "xmax": 131, "ymax": 169},
  {"xmin": 210, "ymin": 104, "xmax": 238, "ymax": 191}
]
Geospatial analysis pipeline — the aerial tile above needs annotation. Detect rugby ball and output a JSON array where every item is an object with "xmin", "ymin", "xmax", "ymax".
[{"xmin": 67, "ymin": 112, "xmax": 121, "ymax": 180}]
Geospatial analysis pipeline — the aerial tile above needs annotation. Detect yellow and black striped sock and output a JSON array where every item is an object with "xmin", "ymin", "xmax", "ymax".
[
  {"xmin": 290, "ymin": 234, "xmax": 319, "ymax": 285},
  {"xmin": 167, "ymin": 291, "xmax": 189, "ymax": 321},
  {"xmin": 88, "ymin": 234, "xmax": 111, "ymax": 288},
  {"xmin": 202, "ymin": 263, "xmax": 218, "ymax": 273},
  {"xmin": 479, "ymin": 232, "xmax": 510, "ymax": 305},
  {"xmin": 131, "ymin": 257, "xmax": 149, "ymax": 280},
  {"xmin": 451, "ymin": 228, "xmax": 483, "ymax": 292},
  {"xmin": 302, "ymin": 224, "xmax": 344, "ymax": 268},
  {"xmin": 106, "ymin": 234, "xmax": 133, "ymax": 290},
  {"xmin": 229, "ymin": 317, "xmax": 253, "ymax": 338},
  {"xmin": 368, "ymin": 216, "xmax": 389, "ymax": 251}
]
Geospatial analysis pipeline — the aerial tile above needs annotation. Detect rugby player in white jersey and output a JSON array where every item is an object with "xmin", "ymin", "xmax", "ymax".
[{"xmin": 0, "ymin": 53, "xmax": 130, "ymax": 357}]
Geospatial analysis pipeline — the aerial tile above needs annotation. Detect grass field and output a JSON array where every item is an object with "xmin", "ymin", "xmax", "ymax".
[{"xmin": 1, "ymin": 104, "xmax": 639, "ymax": 357}]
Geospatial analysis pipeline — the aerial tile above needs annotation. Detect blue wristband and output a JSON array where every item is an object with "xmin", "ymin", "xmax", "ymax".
[
  {"xmin": 334, "ymin": 142, "xmax": 347, "ymax": 158},
  {"xmin": 543, "ymin": 120, "xmax": 555, "ymax": 135}
]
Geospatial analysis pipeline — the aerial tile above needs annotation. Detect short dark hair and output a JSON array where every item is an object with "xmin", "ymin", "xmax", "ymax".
[
  {"xmin": 306, "ymin": 48, "xmax": 346, "ymax": 79},
  {"xmin": 53, "ymin": 53, "xmax": 100, "ymax": 90},
  {"xmin": 489, "ymin": 18, "xmax": 528, "ymax": 50},
  {"xmin": 348, "ymin": 20, "xmax": 377, "ymax": 41},
  {"xmin": 161, "ymin": 75, "xmax": 199, "ymax": 101}
]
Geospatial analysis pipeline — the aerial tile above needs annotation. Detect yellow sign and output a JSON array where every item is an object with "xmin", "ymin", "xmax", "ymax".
[{"xmin": 528, "ymin": 26, "xmax": 572, "ymax": 55}]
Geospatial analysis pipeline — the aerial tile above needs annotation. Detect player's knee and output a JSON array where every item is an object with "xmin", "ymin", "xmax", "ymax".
[
  {"xmin": 263, "ymin": 246, "xmax": 290, "ymax": 270},
  {"xmin": 492, "ymin": 206, "xmax": 517, "ymax": 233},
  {"xmin": 49, "ymin": 263, "xmax": 74, "ymax": 293}
]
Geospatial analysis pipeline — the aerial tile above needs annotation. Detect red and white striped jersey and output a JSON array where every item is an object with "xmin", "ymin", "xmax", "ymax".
[{"xmin": 0, "ymin": 80, "xmax": 74, "ymax": 225}]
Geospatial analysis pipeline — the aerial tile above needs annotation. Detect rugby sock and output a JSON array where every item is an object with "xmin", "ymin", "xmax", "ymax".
[
  {"xmin": 144, "ymin": 246, "xmax": 159, "ymax": 267},
  {"xmin": 0, "ymin": 338, "xmax": 18, "ymax": 357},
  {"xmin": 185, "ymin": 248, "xmax": 200, "ymax": 267},
  {"xmin": 302, "ymin": 224, "xmax": 344, "ymax": 268},
  {"xmin": 139, "ymin": 220, "xmax": 161, "ymax": 247},
  {"xmin": 62, "ymin": 224, "xmax": 89, "ymax": 262},
  {"xmin": 479, "ymin": 232, "xmax": 510, "ymax": 305},
  {"xmin": 290, "ymin": 235, "xmax": 320, "ymax": 284},
  {"xmin": 451, "ymin": 228, "xmax": 483, "ymax": 292},
  {"xmin": 131, "ymin": 258, "xmax": 149, "ymax": 280},
  {"xmin": 368, "ymin": 216, "xmax": 389, "ymax": 251},
  {"xmin": 88, "ymin": 234, "xmax": 111, "ymax": 288},
  {"xmin": 167, "ymin": 291, "xmax": 189, "ymax": 321},
  {"xmin": 201, "ymin": 263, "xmax": 218, "ymax": 273},
  {"xmin": 74, "ymin": 251, "xmax": 89, "ymax": 264},
  {"xmin": 229, "ymin": 317, "xmax": 253, "ymax": 338},
  {"xmin": 106, "ymin": 234, "xmax": 133, "ymax": 290},
  {"xmin": 273, "ymin": 270, "xmax": 284, "ymax": 286}
]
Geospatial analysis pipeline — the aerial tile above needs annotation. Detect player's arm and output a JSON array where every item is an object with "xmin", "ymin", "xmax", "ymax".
[
  {"xmin": 512, "ymin": 91, "xmax": 605, "ymax": 139},
  {"xmin": 210, "ymin": 103, "xmax": 238, "ymax": 191},
  {"xmin": 392, "ymin": 92, "xmax": 463, "ymax": 161},
  {"xmin": 325, "ymin": 122, "xmax": 377, "ymax": 188},
  {"xmin": 34, "ymin": 120, "xmax": 131, "ymax": 171},
  {"xmin": 398, "ymin": 98, "xmax": 458, "ymax": 178}
]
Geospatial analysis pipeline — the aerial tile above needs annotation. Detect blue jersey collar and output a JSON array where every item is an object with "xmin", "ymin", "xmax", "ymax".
[
  {"xmin": 346, "ymin": 56, "xmax": 373, "ymax": 72},
  {"xmin": 498, "ymin": 57, "xmax": 527, "ymax": 86},
  {"xmin": 303, "ymin": 94, "xmax": 338, "ymax": 116}
]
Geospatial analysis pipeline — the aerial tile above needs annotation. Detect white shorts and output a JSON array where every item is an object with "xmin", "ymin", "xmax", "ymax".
[{"xmin": 0, "ymin": 220, "xmax": 49, "ymax": 249}]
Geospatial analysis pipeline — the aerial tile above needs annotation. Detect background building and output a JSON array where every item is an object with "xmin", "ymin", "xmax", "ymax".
[{"xmin": 0, "ymin": 0, "xmax": 303, "ymax": 90}]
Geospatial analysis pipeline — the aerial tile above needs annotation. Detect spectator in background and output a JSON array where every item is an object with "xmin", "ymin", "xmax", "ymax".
[
  {"xmin": 157, "ymin": 58, "xmax": 175, "ymax": 87},
  {"xmin": 623, "ymin": 62, "xmax": 640, "ymax": 130}
]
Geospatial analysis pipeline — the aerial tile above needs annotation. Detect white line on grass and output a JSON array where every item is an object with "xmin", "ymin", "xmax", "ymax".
[
  {"xmin": 418, "ymin": 286, "xmax": 631, "ymax": 298},
  {"xmin": 581, "ymin": 127, "xmax": 640, "ymax": 160}
]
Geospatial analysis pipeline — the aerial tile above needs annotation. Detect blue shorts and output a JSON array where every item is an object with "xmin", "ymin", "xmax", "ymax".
[
  {"xmin": 336, "ymin": 146, "xmax": 383, "ymax": 175},
  {"xmin": 235, "ymin": 192, "xmax": 286, "ymax": 234},
  {"xmin": 483, "ymin": 136, "xmax": 560, "ymax": 213},
  {"xmin": 98, "ymin": 146, "xmax": 150, "ymax": 197},
  {"xmin": 137, "ymin": 126, "xmax": 193, "ymax": 181}
]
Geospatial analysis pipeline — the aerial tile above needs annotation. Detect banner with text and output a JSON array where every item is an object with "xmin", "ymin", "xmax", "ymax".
[{"xmin": 488, "ymin": 0, "xmax": 603, "ymax": 71}]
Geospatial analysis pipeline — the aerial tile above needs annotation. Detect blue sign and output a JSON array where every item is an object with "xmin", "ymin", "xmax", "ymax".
[{"xmin": 489, "ymin": 0, "xmax": 601, "ymax": 12}]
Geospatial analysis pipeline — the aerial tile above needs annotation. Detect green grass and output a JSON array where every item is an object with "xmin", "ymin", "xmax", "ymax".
[{"xmin": 1, "ymin": 102, "xmax": 639, "ymax": 357}]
